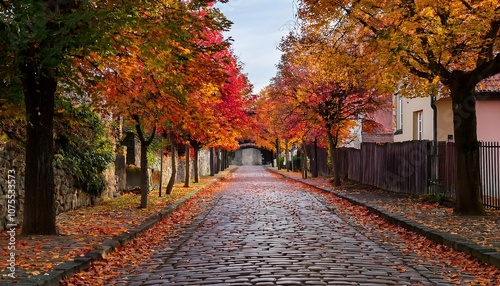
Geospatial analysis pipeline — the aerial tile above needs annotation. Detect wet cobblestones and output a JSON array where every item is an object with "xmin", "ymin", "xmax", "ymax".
[{"xmin": 123, "ymin": 167, "xmax": 444, "ymax": 285}]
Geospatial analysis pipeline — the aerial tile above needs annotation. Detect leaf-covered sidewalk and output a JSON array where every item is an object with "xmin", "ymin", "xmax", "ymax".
[
  {"xmin": 270, "ymin": 167, "xmax": 500, "ymax": 257},
  {"xmin": 0, "ymin": 169, "xmax": 232, "ymax": 283}
]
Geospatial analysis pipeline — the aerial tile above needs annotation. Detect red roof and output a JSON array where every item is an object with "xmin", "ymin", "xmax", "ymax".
[{"xmin": 476, "ymin": 74, "xmax": 500, "ymax": 93}]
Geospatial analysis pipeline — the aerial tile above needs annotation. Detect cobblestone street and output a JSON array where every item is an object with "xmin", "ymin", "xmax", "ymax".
[{"xmin": 121, "ymin": 166, "xmax": 456, "ymax": 285}]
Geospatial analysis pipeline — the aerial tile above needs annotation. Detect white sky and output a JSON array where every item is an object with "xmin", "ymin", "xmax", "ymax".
[{"xmin": 216, "ymin": 0, "xmax": 297, "ymax": 93}]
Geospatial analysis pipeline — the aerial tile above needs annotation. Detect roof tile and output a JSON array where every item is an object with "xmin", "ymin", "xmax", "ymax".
[{"xmin": 476, "ymin": 74, "xmax": 500, "ymax": 92}]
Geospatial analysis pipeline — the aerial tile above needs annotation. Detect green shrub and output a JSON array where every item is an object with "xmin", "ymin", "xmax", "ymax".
[
  {"xmin": 421, "ymin": 193, "xmax": 446, "ymax": 205},
  {"xmin": 53, "ymin": 96, "xmax": 114, "ymax": 196}
]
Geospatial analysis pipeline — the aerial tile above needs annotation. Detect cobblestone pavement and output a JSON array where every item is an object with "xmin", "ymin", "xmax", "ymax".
[{"xmin": 119, "ymin": 166, "xmax": 467, "ymax": 286}]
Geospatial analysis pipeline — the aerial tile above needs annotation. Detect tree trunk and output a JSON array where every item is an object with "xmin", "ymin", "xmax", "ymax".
[
  {"xmin": 166, "ymin": 133, "xmax": 176, "ymax": 195},
  {"xmin": 312, "ymin": 138, "xmax": 318, "ymax": 178},
  {"xmin": 302, "ymin": 140, "xmax": 308, "ymax": 179},
  {"xmin": 210, "ymin": 148, "xmax": 215, "ymax": 176},
  {"xmin": 220, "ymin": 150, "xmax": 225, "ymax": 170},
  {"xmin": 223, "ymin": 150, "xmax": 228, "ymax": 170},
  {"xmin": 184, "ymin": 144, "xmax": 190, "ymax": 187},
  {"xmin": 21, "ymin": 66, "xmax": 58, "ymax": 235},
  {"xmin": 276, "ymin": 139, "xmax": 281, "ymax": 170},
  {"xmin": 193, "ymin": 143, "xmax": 200, "ymax": 183},
  {"xmin": 450, "ymin": 75, "xmax": 485, "ymax": 215},
  {"xmin": 216, "ymin": 149, "xmax": 221, "ymax": 174},
  {"xmin": 159, "ymin": 143, "xmax": 164, "ymax": 197},
  {"xmin": 134, "ymin": 119, "xmax": 156, "ymax": 209},
  {"xmin": 327, "ymin": 131, "xmax": 341, "ymax": 187},
  {"xmin": 139, "ymin": 140, "xmax": 149, "ymax": 208},
  {"xmin": 285, "ymin": 139, "xmax": 290, "ymax": 172},
  {"xmin": 224, "ymin": 150, "xmax": 228, "ymax": 170}
]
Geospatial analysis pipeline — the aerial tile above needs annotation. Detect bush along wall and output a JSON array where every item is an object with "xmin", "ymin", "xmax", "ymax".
[
  {"xmin": 0, "ymin": 96, "xmax": 117, "ymax": 231},
  {"xmin": 53, "ymin": 96, "xmax": 115, "ymax": 197}
]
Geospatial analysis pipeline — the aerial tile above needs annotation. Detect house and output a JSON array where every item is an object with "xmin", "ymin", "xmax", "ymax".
[
  {"xmin": 393, "ymin": 74, "xmax": 500, "ymax": 143},
  {"xmin": 344, "ymin": 99, "xmax": 394, "ymax": 149},
  {"xmin": 475, "ymin": 75, "xmax": 500, "ymax": 142},
  {"xmin": 362, "ymin": 106, "xmax": 395, "ymax": 143}
]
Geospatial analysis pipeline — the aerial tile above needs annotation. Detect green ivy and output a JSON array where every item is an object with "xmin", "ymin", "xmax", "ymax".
[{"xmin": 53, "ymin": 96, "xmax": 114, "ymax": 196}]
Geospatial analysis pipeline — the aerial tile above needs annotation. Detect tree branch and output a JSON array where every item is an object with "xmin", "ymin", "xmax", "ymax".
[
  {"xmin": 476, "ymin": 19, "xmax": 500, "ymax": 67},
  {"xmin": 473, "ymin": 52, "xmax": 500, "ymax": 84}
]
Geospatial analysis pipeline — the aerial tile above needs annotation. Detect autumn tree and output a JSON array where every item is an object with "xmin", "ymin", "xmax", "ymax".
[
  {"xmin": 0, "ymin": 0, "xmax": 148, "ymax": 234},
  {"xmin": 90, "ymin": 1, "xmax": 231, "ymax": 208},
  {"xmin": 298, "ymin": 0, "xmax": 500, "ymax": 215},
  {"xmin": 264, "ymin": 27, "xmax": 385, "ymax": 184},
  {"xmin": 181, "ymin": 42, "xmax": 254, "ymax": 180}
]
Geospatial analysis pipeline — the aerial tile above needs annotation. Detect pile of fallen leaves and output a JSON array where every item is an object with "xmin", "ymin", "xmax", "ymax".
[{"xmin": 0, "ymin": 175, "xmax": 224, "ymax": 281}]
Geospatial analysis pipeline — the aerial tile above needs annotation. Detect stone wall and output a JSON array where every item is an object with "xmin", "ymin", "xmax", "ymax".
[
  {"xmin": 0, "ymin": 144, "xmax": 213, "ymax": 231},
  {"xmin": 198, "ymin": 150, "xmax": 211, "ymax": 176},
  {"xmin": 0, "ymin": 145, "xmax": 24, "ymax": 231},
  {"xmin": 155, "ymin": 150, "xmax": 211, "ymax": 189},
  {"xmin": 0, "ymin": 145, "xmax": 117, "ymax": 231}
]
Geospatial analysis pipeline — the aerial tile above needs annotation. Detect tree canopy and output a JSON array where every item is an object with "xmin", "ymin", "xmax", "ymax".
[{"xmin": 296, "ymin": 0, "xmax": 500, "ymax": 214}]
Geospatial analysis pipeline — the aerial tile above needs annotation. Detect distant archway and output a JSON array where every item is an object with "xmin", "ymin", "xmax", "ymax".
[
  {"xmin": 231, "ymin": 143, "xmax": 273, "ymax": 166},
  {"xmin": 232, "ymin": 147, "xmax": 262, "ymax": 165}
]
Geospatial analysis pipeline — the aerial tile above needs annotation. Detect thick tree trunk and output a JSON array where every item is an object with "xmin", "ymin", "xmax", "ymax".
[
  {"xmin": 184, "ymin": 144, "xmax": 190, "ymax": 187},
  {"xmin": 450, "ymin": 76, "xmax": 485, "ymax": 215},
  {"xmin": 166, "ymin": 133, "xmax": 176, "ymax": 195},
  {"xmin": 21, "ymin": 67, "xmax": 58, "ymax": 235},
  {"xmin": 327, "ymin": 132, "xmax": 341, "ymax": 187}
]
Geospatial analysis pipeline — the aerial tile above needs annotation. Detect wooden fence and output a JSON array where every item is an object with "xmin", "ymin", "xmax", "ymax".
[{"xmin": 309, "ymin": 140, "xmax": 500, "ymax": 209}]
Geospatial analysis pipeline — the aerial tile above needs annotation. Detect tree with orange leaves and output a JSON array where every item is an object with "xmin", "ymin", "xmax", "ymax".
[
  {"xmin": 298, "ymin": 0, "xmax": 500, "ymax": 215},
  {"xmin": 262, "ymin": 30, "xmax": 386, "ymax": 184},
  {"xmin": 86, "ymin": 0, "xmax": 232, "ymax": 208},
  {"xmin": 180, "ymin": 35, "xmax": 254, "ymax": 180}
]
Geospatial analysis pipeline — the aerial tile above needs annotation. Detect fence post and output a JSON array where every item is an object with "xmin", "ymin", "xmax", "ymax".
[{"xmin": 428, "ymin": 140, "xmax": 441, "ymax": 195}]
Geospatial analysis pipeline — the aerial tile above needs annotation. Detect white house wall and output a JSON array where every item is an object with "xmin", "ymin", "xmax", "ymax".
[{"xmin": 394, "ymin": 96, "xmax": 434, "ymax": 142}]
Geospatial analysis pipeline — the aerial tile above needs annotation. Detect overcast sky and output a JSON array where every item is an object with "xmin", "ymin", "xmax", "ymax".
[{"xmin": 216, "ymin": 0, "xmax": 297, "ymax": 93}]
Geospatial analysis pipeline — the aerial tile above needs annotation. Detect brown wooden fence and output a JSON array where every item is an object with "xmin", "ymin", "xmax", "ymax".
[{"xmin": 309, "ymin": 140, "xmax": 500, "ymax": 209}]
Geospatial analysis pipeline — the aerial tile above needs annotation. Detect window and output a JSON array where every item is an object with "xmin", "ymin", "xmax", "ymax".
[
  {"xmin": 417, "ymin": 111, "xmax": 423, "ymax": 140},
  {"xmin": 396, "ymin": 94, "xmax": 403, "ymax": 131},
  {"xmin": 413, "ymin": 110, "xmax": 423, "ymax": 140}
]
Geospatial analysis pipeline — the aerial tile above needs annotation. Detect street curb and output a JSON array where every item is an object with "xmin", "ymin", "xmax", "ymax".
[
  {"xmin": 7, "ymin": 168, "xmax": 236, "ymax": 286},
  {"xmin": 268, "ymin": 168, "xmax": 500, "ymax": 270}
]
